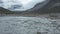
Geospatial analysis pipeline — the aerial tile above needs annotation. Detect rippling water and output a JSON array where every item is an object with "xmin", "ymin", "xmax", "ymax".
[{"xmin": 0, "ymin": 16, "xmax": 60, "ymax": 34}]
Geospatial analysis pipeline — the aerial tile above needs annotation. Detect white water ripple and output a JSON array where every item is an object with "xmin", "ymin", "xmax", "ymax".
[{"xmin": 0, "ymin": 16, "xmax": 60, "ymax": 34}]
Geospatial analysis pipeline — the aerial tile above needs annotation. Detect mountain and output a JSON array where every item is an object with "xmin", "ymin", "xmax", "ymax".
[
  {"xmin": 0, "ymin": 0, "xmax": 60, "ymax": 15},
  {"xmin": 0, "ymin": 7, "xmax": 15, "ymax": 14},
  {"xmin": 0, "ymin": 7, "xmax": 27, "ymax": 15},
  {"xmin": 24, "ymin": 0, "xmax": 60, "ymax": 14}
]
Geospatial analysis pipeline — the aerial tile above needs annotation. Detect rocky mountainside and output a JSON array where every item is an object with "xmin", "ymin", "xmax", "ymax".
[
  {"xmin": 25, "ymin": 0, "xmax": 60, "ymax": 14},
  {"xmin": 0, "ymin": 7, "xmax": 15, "ymax": 14},
  {"xmin": 0, "ymin": 7, "xmax": 23, "ymax": 14}
]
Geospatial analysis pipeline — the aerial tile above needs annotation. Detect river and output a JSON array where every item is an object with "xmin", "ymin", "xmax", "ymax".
[{"xmin": 0, "ymin": 16, "xmax": 60, "ymax": 34}]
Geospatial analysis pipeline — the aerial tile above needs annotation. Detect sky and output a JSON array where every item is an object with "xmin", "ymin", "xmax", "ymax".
[{"xmin": 0, "ymin": 0, "xmax": 45, "ymax": 11}]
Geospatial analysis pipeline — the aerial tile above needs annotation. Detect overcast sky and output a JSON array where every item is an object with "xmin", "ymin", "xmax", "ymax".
[{"xmin": 0, "ymin": 0, "xmax": 45, "ymax": 11}]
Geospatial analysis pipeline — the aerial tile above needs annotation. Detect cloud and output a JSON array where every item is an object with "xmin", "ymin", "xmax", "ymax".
[{"xmin": 0, "ymin": 0, "xmax": 45, "ymax": 11}]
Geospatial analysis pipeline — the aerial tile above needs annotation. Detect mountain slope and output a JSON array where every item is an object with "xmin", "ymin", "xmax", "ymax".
[
  {"xmin": 24, "ymin": 0, "xmax": 60, "ymax": 14},
  {"xmin": 0, "ymin": 7, "xmax": 14, "ymax": 14}
]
